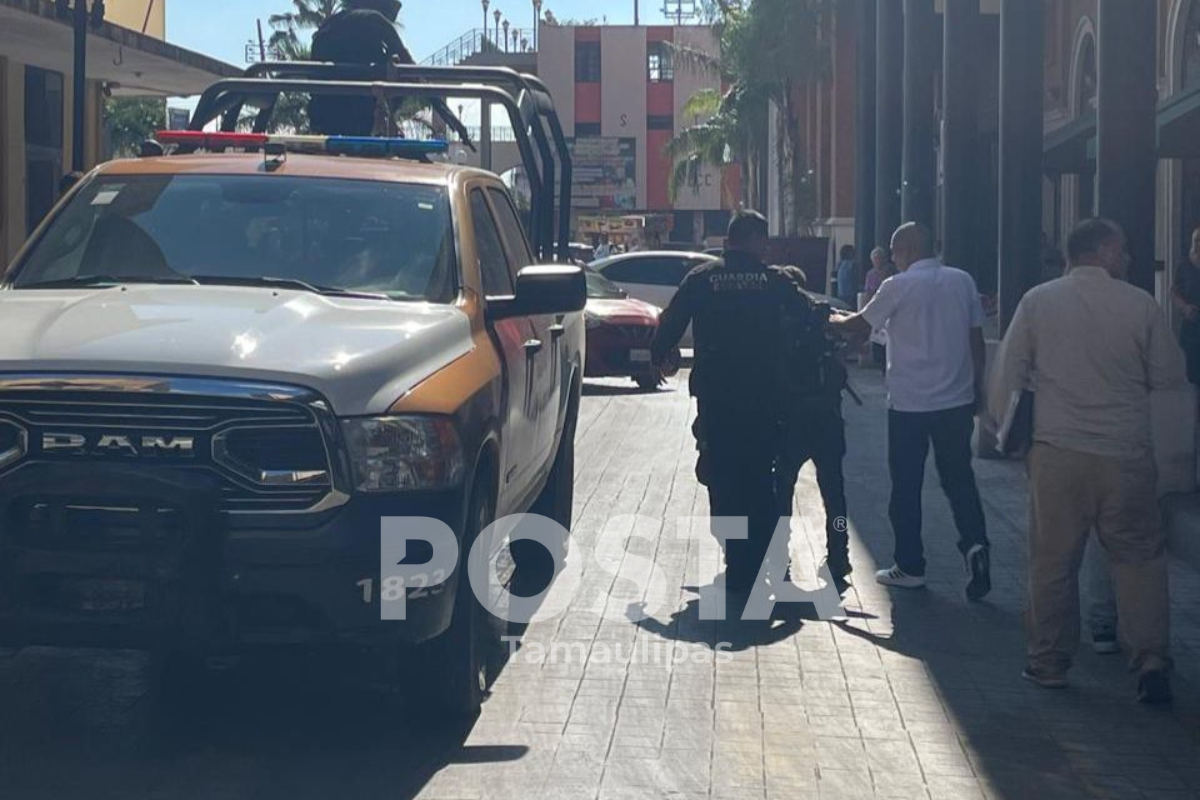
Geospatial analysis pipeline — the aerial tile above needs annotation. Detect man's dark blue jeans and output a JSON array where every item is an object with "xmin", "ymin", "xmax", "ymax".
[{"xmin": 887, "ymin": 403, "xmax": 989, "ymax": 577}]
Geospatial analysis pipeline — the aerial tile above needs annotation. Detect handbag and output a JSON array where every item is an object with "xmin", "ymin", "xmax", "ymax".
[{"xmin": 996, "ymin": 390, "xmax": 1034, "ymax": 457}]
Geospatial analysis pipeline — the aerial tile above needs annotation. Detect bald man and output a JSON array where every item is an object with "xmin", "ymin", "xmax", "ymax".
[{"xmin": 832, "ymin": 222, "xmax": 991, "ymax": 601}]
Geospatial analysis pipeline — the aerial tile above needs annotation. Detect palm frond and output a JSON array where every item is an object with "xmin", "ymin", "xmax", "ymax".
[
  {"xmin": 665, "ymin": 42, "xmax": 723, "ymax": 79},
  {"xmin": 680, "ymin": 88, "xmax": 723, "ymax": 121}
]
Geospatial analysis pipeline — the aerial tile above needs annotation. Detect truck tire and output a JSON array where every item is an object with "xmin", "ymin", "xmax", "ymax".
[
  {"xmin": 409, "ymin": 468, "xmax": 496, "ymax": 719},
  {"xmin": 514, "ymin": 386, "xmax": 578, "ymax": 584}
]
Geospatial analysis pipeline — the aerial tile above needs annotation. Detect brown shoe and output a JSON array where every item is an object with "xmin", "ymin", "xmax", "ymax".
[{"xmin": 1022, "ymin": 665, "xmax": 1068, "ymax": 689}]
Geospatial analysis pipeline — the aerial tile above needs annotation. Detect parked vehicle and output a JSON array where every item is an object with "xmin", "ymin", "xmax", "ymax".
[
  {"xmin": 0, "ymin": 63, "xmax": 583, "ymax": 719},
  {"xmin": 583, "ymin": 268, "xmax": 675, "ymax": 391}
]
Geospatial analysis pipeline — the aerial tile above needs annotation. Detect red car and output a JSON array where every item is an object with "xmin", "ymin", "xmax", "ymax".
[{"xmin": 584, "ymin": 268, "xmax": 677, "ymax": 391}]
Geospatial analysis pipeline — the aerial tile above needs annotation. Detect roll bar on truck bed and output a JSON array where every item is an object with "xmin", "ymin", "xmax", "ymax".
[{"xmin": 184, "ymin": 60, "xmax": 573, "ymax": 264}]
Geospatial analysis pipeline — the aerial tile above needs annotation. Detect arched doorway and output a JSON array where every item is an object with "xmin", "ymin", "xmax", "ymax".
[{"xmin": 1073, "ymin": 31, "xmax": 1097, "ymax": 221}]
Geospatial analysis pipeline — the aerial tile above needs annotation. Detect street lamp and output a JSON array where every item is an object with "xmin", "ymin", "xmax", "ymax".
[
  {"xmin": 532, "ymin": 0, "xmax": 542, "ymax": 49},
  {"xmin": 482, "ymin": 0, "xmax": 489, "ymax": 45},
  {"xmin": 503, "ymin": 19, "xmax": 510, "ymax": 52},
  {"xmin": 512, "ymin": 28, "xmax": 519, "ymax": 52},
  {"xmin": 494, "ymin": 9, "xmax": 502, "ymax": 48}
]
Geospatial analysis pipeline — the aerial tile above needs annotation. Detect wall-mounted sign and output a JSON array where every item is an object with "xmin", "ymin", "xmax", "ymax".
[{"xmin": 568, "ymin": 137, "xmax": 637, "ymax": 211}]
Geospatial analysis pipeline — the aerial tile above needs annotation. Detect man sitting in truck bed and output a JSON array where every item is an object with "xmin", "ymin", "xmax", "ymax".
[{"xmin": 308, "ymin": 0, "xmax": 413, "ymax": 136}]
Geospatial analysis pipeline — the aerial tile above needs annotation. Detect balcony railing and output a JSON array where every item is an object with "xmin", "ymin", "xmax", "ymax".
[
  {"xmin": 422, "ymin": 28, "xmax": 537, "ymax": 67},
  {"xmin": 399, "ymin": 121, "xmax": 517, "ymax": 143}
]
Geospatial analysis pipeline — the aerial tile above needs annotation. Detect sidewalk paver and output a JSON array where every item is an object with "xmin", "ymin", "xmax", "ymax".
[{"xmin": 419, "ymin": 369, "xmax": 1200, "ymax": 800}]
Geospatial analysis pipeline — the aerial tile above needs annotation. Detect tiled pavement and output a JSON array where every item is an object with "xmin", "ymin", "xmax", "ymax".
[{"xmin": 419, "ymin": 367, "xmax": 1200, "ymax": 800}]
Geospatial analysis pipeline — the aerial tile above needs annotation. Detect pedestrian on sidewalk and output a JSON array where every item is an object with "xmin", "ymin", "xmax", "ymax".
[
  {"xmin": 831, "ymin": 222, "xmax": 991, "ymax": 601},
  {"xmin": 989, "ymin": 218, "xmax": 1186, "ymax": 704},
  {"xmin": 776, "ymin": 271, "xmax": 853, "ymax": 592},
  {"xmin": 594, "ymin": 234, "xmax": 613, "ymax": 260},
  {"xmin": 1170, "ymin": 224, "xmax": 1200, "ymax": 386},
  {"xmin": 863, "ymin": 246, "xmax": 894, "ymax": 372},
  {"xmin": 651, "ymin": 211, "xmax": 812, "ymax": 592},
  {"xmin": 835, "ymin": 245, "xmax": 858, "ymax": 308}
]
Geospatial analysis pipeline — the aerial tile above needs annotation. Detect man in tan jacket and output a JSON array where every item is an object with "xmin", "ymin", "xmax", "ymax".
[{"xmin": 989, "ymin": 218, "xmax": 1186, "ymax": 704}]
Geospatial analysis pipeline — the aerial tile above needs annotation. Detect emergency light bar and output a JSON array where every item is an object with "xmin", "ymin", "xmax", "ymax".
[{"xmin": 154, "ymin": 131, "xmax": 449, "ymax": 159}]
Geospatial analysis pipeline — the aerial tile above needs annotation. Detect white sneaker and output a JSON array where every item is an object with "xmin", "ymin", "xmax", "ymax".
[{"xmin": 875, "ymin": 565, "xmax": 927, "ymax": 589}]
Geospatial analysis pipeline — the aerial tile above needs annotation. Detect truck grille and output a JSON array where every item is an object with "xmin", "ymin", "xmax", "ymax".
[{"xmin": 0, "ymin": 379, "xmax": 343, "ymax": 515}]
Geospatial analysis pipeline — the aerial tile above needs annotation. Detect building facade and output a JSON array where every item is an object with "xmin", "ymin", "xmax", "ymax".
[
  {"xmin": 0, "ymin": 0, "xmax": 237, "ymax": 263},
  {"xmin": 1044, "ymin": 0, "xmax": 1200, "ymax": 313},
  {"xmin": 535, "ymin": 23, "xmax": 738, "ymax": 246}
]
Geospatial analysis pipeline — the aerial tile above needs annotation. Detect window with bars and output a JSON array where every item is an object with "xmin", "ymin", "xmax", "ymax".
[
  {"xmin": 575, "ymin": 41, "xmax": 602, "ymax": 83},
  {"xmin": 647, "ymin": 42, "xmax": 675, "ymax": 83}
]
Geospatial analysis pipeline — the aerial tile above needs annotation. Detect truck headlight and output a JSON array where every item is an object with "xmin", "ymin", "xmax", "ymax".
[{"xmin": 340, "ymin": 416, "xmax": 464, "ymax": 492}]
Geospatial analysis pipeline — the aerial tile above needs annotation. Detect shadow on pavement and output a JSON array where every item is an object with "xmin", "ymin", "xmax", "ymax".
[
  {"xmin": 0, "ymin": 645, "xmax": 526, "ymax": 800},
  {"xmin": 834, "ymin": 585, "xmax": 1197, "ymax": 800},
  {"xmin": 629, "ymin": 581, "xmax": 811, "ymax": 653}
]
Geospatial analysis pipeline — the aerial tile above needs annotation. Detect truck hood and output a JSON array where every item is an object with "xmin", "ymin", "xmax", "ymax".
[{"xmin": 0, "ymin": 286, "xmax": 475, "ymax": 416}]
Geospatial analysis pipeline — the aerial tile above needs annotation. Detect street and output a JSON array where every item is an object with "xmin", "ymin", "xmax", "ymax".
[{"xmin": 1, "ymin": 367, "xmax": 1199, "ymax": 800}]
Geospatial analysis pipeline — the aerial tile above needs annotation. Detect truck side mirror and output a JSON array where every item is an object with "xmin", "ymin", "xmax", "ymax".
[{"xmin": 488, "ymin": 265, "xmax": 586, "ymax": 320}]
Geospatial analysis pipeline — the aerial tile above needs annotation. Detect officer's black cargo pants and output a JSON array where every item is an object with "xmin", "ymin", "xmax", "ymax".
[{"xmin": 701, "ymin": 411, "xmax": 780, "ymax": 591}]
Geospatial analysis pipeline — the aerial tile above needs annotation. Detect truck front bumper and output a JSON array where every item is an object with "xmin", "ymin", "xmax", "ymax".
[{"xmin": 0, "ymin": 464, "xmax": 468, "ymax": 652}]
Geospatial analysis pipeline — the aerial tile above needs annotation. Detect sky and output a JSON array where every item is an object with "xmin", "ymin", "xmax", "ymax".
[{"xmin": 167, "ymin": 0, "xmax": 694, "ymax": 68}]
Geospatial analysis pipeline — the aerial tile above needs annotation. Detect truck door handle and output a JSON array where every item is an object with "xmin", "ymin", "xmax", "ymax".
[
  {"xmin": 549, "ymin": 324, "xmax": 566, "ymax": 339},
  {"xmin": 524, "ymin": 339, "xmax": 544, "ymax": 356}
]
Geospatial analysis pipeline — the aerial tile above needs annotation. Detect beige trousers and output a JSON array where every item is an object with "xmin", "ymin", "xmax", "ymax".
[{"xmin": 1027, "ymin": 443, "xmax": 1170, "ymax": 675}]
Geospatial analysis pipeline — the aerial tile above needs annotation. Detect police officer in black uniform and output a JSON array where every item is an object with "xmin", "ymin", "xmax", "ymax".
[
  {"xmin": 775, "ymin": 292, "xmax": 852, "ymax": 591},
  {"xmin": 308, "ymin": 0, "xmax": 409, "ymax": 137},
  {"xmin": 651, "ymin": 211, "xmax": 812, "ymax": 592}
]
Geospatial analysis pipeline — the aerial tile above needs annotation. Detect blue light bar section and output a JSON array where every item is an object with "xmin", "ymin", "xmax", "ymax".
[{"xmin": 325, "ymin": 137, "xmax": 450, "ymax": 158}]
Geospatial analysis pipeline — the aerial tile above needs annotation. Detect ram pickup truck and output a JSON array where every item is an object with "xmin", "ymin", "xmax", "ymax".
[{"xmin": 0, "ymin": 140, "xmax": 586, "ymax": 716}]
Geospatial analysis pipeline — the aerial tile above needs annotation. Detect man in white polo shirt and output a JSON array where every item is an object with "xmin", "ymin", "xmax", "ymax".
[{"xmin": 832, "ymin": 222, "xmax": 991, "ymax": 601}]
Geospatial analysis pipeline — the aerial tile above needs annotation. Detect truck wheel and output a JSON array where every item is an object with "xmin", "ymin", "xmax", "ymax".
[
  {"xmin": 515, "ymin": 388, "xmax": 577, "ymax": 584},
  {"xmin": 411, "ymin": 472, "xmax": 495, "ymax": 719}
]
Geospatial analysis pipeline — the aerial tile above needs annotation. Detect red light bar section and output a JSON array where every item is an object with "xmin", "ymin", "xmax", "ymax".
[{"xmin": 156, "ymin": 131, "xmax": 270, "ymax": 149}]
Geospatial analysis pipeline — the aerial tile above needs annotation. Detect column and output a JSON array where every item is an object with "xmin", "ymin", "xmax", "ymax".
[
  {"xmin": 1096, "ymin": 0, "xmax": 1157, "ymax": 294},
  {"xmin": 480, "ymin": 101, "xmax": 493, "ymax": 172},
  {"xmin": 855, "ymin": 0, "xmax": 877, "ymax": 262},
  {"xmin": 942, "ymin": 0, "xmax": 979, "ymax": 271},
  {"xmin": 997, "ymin": 0, "xmax": 1044, "ymax": 330},
  {"xmin": 874, "ymin": 0, "xmax": 903, "ymax": 247},
  {"xmin": 901, "ymin": 0, "xmax": 936, "ymax": 230}
]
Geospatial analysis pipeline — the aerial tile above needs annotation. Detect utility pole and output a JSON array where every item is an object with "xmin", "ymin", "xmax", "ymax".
[
  {"xmin": 72, "ymin": 0, "xmax": 88, "ymax": 173},
  {"xmin": 634, "ymin": 0, "xmax": 640, "ymax": 26},
  {"xmin": 256, "ymin": 18, "xmax": 267, "ymax": 62}
]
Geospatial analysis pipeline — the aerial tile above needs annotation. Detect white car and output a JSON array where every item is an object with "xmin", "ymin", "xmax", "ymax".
[
  {"xmin": 591, "ymin": 251, "xmax": 850, "ymax": 348},
  {"xmin": 590, "ymin": 252, "xmax": 714, "ymax": 347}
]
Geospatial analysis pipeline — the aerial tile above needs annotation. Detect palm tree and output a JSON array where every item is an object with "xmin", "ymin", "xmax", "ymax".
[
  {"xmin": 268, "ymin": 0, "xmax": 341, "ymax": 55},
  {"xmin": 259, "ymin": 0, "xmax": 342, "ymax": 133},
  {"xmin": 665, "ymin": 0, "xmax": 830, "ymax": 233}
]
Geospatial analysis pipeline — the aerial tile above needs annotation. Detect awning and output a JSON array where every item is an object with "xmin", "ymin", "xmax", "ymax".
[
  {"xmin": 1043, "ymin": 111, "xmax": 1095, "ymax": 175},
  {"xmin": 0, "ymin": 0, "xmax": 239, "ymax": 97},
  {"xmin": 1158, "ymin": 86, "xmax": 1200, "ymax": 159},
  {"xmin": 1044, "ymin": 89, "xmax": 1200, "ymax": 172}
]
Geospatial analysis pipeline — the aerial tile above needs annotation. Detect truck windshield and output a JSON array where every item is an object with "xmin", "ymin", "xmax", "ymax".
[{"xmin": 9, "ymin": 175, "xmax": 458, "ymax": 303}]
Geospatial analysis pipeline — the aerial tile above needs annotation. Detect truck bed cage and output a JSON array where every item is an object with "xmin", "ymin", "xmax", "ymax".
[{"xmin": 187, "ymin": 61, "xmax": 572, "ymax": 264}]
